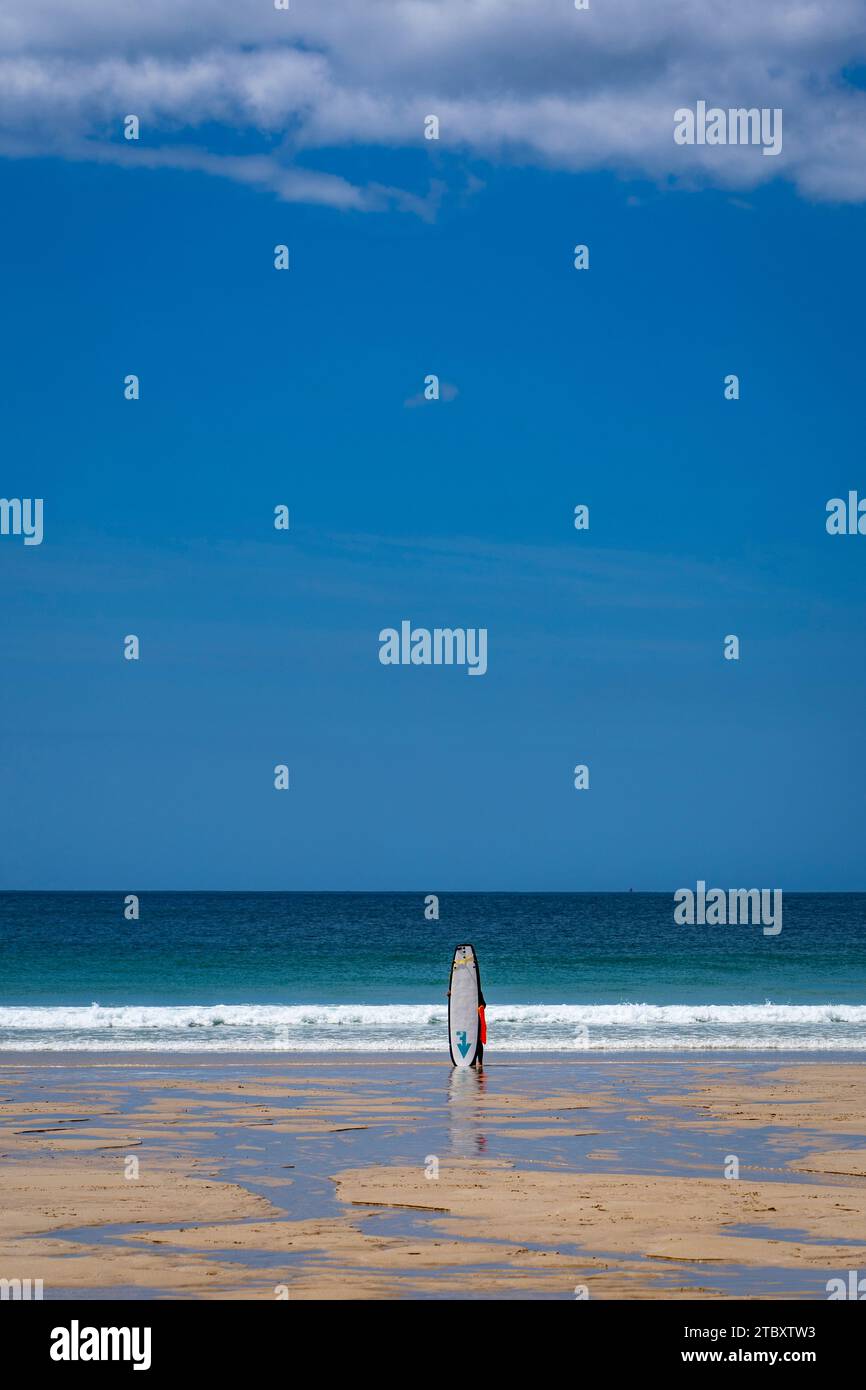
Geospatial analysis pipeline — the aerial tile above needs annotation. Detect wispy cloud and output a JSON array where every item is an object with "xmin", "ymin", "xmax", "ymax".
[{"xmin": 1, "ymin": 0, "xmax": 865, "ymax": 209}]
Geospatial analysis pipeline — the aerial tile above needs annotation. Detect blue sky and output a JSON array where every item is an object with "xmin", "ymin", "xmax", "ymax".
[{"xmin": 1, "ymin": 3, "xmax": 865, "ymax": 888}]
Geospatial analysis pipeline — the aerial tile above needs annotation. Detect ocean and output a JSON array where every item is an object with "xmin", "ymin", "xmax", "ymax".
[{"xmin": 1, "ymin": 892, "xmax": 865, "ymax": 1053}]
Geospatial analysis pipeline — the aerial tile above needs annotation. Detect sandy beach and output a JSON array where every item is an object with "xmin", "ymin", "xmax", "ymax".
[{"xmin": 1, "ymin": 1053, "xmax": 865, "ymax": 1299}]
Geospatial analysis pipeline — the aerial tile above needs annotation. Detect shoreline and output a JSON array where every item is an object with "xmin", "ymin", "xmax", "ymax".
[{"xmin": 3, "ymin": 1048, "xmax": 866, "ymax": 1065}]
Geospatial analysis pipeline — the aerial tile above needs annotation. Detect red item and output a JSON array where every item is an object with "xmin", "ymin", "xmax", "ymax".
[{"xmin": 478, "ymin": 1005, "xmax": 487, "ymax": 1044}]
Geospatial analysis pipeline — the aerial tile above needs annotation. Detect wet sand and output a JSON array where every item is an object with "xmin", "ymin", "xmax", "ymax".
[{"xmin": 1, "ymin": 1053, "xmax": 864, "ymax": 1299}]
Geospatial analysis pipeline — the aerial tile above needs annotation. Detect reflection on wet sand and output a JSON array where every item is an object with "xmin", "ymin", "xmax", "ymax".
[{"xmin": 448, "ymin": 1064, "xmax": 488, "ymax": 1156}]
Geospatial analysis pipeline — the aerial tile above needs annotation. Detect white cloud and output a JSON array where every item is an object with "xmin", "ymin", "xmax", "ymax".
[{"xmin": 1, "ymin": 0, "xmax": 865, "ymax": 209}]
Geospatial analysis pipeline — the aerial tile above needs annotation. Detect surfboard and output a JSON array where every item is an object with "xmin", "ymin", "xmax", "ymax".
[{"xmin": 448, "ymin": 943, "xmax": 482, "ymax": 1067}]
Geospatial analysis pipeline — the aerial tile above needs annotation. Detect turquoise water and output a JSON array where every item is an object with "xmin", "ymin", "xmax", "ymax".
[{"xmin": 1, "ymin": 892, "xmax": 865, "ymax": 1050}]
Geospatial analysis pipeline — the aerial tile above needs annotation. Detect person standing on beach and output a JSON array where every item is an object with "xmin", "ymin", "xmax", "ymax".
[{"xmin": 476, "ymin": 988, "xmax": 487, "ymax": 1068}]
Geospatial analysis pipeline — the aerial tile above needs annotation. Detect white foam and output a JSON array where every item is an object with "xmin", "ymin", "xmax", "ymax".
[{"xmin": 1, "ymin": 1001, "xmax": 865, "ymax": 1051}]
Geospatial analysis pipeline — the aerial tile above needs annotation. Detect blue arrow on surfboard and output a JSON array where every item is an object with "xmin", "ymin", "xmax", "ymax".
[{"xmin": 455, "ymin": 1030, "xmax": 471, "ymax": 1058}]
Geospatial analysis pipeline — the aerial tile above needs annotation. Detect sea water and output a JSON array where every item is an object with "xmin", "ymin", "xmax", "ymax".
[{"xmin": 1, "ymin": 892, "xmax": 864, "ymax": 1052}]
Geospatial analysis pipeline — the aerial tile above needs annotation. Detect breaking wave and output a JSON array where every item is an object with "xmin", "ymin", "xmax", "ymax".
[{"xmin": 2, "ymin": 1002, "xmax": 866, "ymax": 1051}]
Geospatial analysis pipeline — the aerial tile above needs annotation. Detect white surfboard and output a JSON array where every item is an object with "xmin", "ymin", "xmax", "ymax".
[{"xmin": 448, "ymin": 943, "xmax": 481, "ymax": 1067}]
